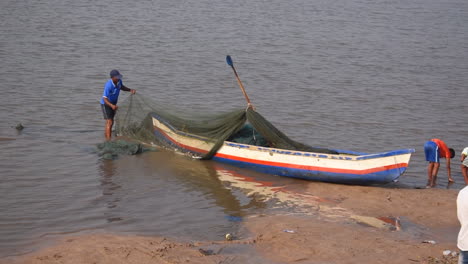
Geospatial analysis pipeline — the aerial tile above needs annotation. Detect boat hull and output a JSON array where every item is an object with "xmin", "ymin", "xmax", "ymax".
[{"xmin": 151, "ymin": 114, "xmax": 414, "ymax": 185}]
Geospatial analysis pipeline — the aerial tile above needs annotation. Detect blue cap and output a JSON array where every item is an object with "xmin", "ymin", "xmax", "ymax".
[{"xmin": 110, "ymin": 69, "xmax": 122, "ymax": 79}]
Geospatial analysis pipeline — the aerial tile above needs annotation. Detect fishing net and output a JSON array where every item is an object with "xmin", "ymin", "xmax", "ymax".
[
  {"xmin": 96, "ymin": 139, "xmax": 156, "ymax": 160},
  {"xmin": 115, "ymin": 93, "xmax": 337, "ymax": 159}
]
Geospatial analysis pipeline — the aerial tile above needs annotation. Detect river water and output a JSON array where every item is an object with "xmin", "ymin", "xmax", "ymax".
[{"xmin": 1, "ymin": 0, "xmax": 468, "ymax": 257}]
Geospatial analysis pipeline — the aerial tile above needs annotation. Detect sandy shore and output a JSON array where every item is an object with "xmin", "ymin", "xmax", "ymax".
[{"xmin": 1, "ymin": 184, "xmax": 461, "ymax": 264}]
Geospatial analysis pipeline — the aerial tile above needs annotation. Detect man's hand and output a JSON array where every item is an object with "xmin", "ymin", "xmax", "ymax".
[
  {"xmin": 131, "ymin": 89, "xmax": 136, "ymax": 94},
  {"xmin": 111, "ymin": 104, "xmax": 118, "ymax": 111}
]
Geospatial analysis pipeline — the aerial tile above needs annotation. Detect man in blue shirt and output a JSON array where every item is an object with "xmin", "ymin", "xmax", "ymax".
[{"xmin": 100, "ymin": 69, "xmax": 136, "ymax": 140}]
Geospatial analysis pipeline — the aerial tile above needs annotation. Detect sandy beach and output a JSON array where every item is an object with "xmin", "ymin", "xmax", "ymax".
[{"xmin": 1, "ymin": 184, "xmax": 460, "ymax": 264}]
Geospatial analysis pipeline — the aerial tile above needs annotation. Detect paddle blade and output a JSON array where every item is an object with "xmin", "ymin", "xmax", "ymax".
[{"xmin": 226, "ymin": 55, "xmax": 233, "ymax": 67}]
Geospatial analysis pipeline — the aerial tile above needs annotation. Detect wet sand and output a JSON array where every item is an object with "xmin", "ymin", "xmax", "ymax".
[{"xmin": 2, "ymin": 184, "xmax": 460, "ymax": 264}]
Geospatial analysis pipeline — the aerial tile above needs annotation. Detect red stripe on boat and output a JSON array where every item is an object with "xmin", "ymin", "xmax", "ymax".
[{"xmin": 154, "ymin": 127, "xmax": 209, "ymax": 154}]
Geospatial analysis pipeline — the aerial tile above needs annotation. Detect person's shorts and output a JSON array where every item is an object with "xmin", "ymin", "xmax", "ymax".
[
  {"xmin": 463, "ymin": 158, "xmax": 468, "ymax": 168},
  {"xmin": 424, "ymin": 141, "xmax": 439, "ymax": 163},
  {"xmin": 101, "ymin": 104, "xmax": 115, "ymax": 120}
]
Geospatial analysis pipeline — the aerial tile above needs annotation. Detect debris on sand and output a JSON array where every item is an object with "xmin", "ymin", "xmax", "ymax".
[
  {"xmin": 424, "ymin": 254, "xmax": 458, "ymax": 264},
  {"xmin": 198, "ymin": 248, "xmax": 215, "ymax": 256}
]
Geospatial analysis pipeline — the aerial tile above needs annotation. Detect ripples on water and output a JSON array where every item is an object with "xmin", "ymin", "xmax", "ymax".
[{"xmin": 1, "ymin": 0, "xmax": 467, "ymax": 257}]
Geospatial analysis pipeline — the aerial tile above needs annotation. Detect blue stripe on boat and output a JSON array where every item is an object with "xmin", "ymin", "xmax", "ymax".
[{"xmin": 212, "ymin": 156, "xmax": 406, "ymax": 185}]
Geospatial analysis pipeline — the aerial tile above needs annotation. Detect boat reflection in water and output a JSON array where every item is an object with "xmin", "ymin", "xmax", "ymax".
[
  {"xmin": 97, "ymin": 149, "xmax": 401, "ymax": 239},
  {"xmin": 212, "ymin": 162, "xmax": 408, "ymax": 231}
]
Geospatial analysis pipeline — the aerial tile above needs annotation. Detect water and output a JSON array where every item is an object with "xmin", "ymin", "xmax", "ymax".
[{"xmin": 1, "ymin": 0, "xmax": 468, "ymax": 257}]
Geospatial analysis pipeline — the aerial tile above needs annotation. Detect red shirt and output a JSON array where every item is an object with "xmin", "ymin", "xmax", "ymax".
[{"xmin": 431, "ymin": 138, "xmax": 451, "ymax": 158}]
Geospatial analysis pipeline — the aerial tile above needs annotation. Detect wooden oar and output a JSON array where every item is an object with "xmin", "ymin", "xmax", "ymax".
[{"xmin": 226, "ymin": 55, "xmax": 254, "ymax": 109}]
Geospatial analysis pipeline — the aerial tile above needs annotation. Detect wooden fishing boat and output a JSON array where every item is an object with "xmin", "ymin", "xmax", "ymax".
[
  {"xmin": 151, "ymin": 113, "xmax": 414, "ymax": 185},
  {"xmin": 118, "ymin": 56, "xmax": 414, "ymax": 185}
]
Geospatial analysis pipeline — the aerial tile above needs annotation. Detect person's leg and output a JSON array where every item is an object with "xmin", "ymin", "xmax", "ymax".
[
  {"xmin": 431, "ymin": 162, "xmax": 440, "ymax": 187},
  {"xmin": 427, "ymin": 162, "xmax": 434, "ymax": 187},
  {"xmin": 101, "ymin": 104, "xmax": 115, "ymax": 141},
  {"xmin": 105, "ymin": 119, "xmax": 113, "ymax": 140},
  {"xmin": 459, "ymin": 250, "xmax": 468, "ymax": 264},
  {"xmin": 462, "ymin": 165, "xmax": 468, "ymax": 185},
  {"xmin": 424, "ymin": 141, "xmax": 438, "ymax": 188}
]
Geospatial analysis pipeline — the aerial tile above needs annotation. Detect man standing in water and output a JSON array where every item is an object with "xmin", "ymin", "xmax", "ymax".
[
  {"xmin": 423, "ymin": 138, "xmax": 455, "ymax": 188},
  {"xmin": 457, "ymin": 185, "xmax": 468, "ymax": 263},
  {"xmin": 100, "ymin": 70, "xmax": 136, "ymax": 140}
]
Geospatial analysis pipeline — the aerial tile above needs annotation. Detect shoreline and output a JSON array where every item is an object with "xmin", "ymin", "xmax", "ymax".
[{"xmin": 1, "ymin": 184, "xmax": 461, "ymax": 264}]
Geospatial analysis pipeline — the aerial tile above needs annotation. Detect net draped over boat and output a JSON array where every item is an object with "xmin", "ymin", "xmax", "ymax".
[{"xmin": 115, "ymin": 94, "xmax": 338, "ymax": 159}]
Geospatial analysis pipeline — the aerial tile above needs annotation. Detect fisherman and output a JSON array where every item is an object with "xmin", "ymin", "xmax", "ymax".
[
  {"xmin": 457, "ymin": 185, "xmax": 468, "ymax": 263},
  {"xmin": 461, "ymin": 147, "xmax": 468, "ymax": 185},
  {"xmin": 423, "ymin": 138, "xmax": 455, "ymax": 188},
  {"xmin": 100, "ymin": 69, "xmax": 136, "ymax": 140}
]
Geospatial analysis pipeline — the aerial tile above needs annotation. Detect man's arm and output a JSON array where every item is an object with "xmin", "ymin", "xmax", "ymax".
[
  {"xmin": 103, "ymin": 97, "xmax": 117, "ymax": 110},
  {"xmin": 447, "ymin": 157, "xmax": 453, "ymax": 182},
  {"xmin": 121, "ymin": 85, "xmax": 136, "ymax": 94}
]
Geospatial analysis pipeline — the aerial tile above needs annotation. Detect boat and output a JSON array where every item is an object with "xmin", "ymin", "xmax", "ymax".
[{"xmin": 150, "ymin": 112, "xmax": 415, "ymax": 185}]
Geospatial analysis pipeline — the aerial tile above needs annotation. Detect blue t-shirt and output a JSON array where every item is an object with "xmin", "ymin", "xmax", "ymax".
[{"xmin": 100, "ymin": 79, "xmax": 122, "ymax": 105}]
